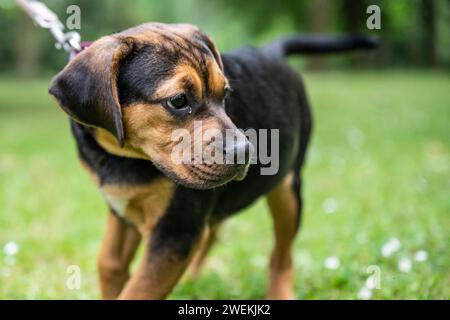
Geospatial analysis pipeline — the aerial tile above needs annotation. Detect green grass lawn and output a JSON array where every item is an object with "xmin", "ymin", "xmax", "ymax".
[{"xmin": 0, "ymin": 71, "xmax": 448, "ymax": 299}]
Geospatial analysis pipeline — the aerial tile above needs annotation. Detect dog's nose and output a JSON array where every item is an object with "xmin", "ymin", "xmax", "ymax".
[{"xmin": 224, "ymin": 140, "xmax": 254, "ymax": 165}]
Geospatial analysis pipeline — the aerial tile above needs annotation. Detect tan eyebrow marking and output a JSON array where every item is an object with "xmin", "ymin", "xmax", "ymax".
[{"xmin": 153, "ymin": 64, "xmax": 203, "ymax": 100}]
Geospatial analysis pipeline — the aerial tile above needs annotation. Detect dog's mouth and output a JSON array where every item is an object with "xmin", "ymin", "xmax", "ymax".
[
  {"xmin": 143, "ymin": 135, "xmax": 254, "ymax": 190},
  {"xmin": 184, "ymin": 162, "xmax": 250, "ymax": 189},
  {"xmin": 179, "ymin": 139, "xmax": 254, "ymax": 189},
  {"xmin": 233, "ymin": 161, "xmax": 251, "ymax": 181},
  {"xmin": 147, "ymin": 156, "xmax": 250, "ymax": 190}
]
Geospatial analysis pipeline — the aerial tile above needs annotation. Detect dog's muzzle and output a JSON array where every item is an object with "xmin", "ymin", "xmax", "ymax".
[{"xmin": 225, "ymin": 139, "xmax": 254, "ymax": 181}]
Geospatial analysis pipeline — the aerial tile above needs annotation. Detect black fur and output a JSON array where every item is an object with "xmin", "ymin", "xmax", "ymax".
[
  {"xmin": 70, "ymin": 46, "xmax": 310, "ymax": 257},
  {"xmin": 118, "ymin": 44, "xmax": 182, "ymax": 106},
  {"xmin": 69, "ymin": 33, "xmax": 376, "ymax": 257},
  {"xmin": 50, "ymin": 38, "xmax": 128, "ymax": 145}
]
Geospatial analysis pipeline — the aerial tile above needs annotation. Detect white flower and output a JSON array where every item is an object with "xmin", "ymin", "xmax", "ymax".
[
  {"xmin": 358, "ymin": 287, "xmax": 372, "ymax": 300},
  {"xmin": 324, "ymin": 256, "xmax": 340, "ymax": 270},
  {"xmin": 3, "ymin": 241, "xmax": 19, "ymax": 256},
  {"xmin": 381, "ymin": 237, "xmax": 401, "ymax": 257},
  {"xmin": 323, "ymin": 197, "xmax": 338, "ymax": 214},
  {"xmin": 414, "ymin": 250, "xmax": 428, "ymax": 262},
  {"xmin": 398, "ymin": 257, "xmax": 412, "ymax": 273}
]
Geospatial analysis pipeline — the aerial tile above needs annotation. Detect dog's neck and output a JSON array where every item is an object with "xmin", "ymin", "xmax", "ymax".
[{"xmin": 93, "ymin": 128, "xmax": 149, "ymax": 160}]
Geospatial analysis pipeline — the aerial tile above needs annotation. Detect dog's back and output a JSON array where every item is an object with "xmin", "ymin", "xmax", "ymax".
[
  {"xmin": 212, "ymin": 48, "xmax": 310, "ymax": 217},
  {"xmin": 212, "ymin": 34, "xmax": 377, "ymax": 217}
]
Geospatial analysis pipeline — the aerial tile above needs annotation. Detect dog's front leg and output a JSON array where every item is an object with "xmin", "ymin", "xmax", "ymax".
[
  {"xmin": 118, "ymin": 216, "xmax": 206, "ymax": 299},
  {"xmin": 98, "ymin": 212, "xmax": 142, "ymax": 299}
]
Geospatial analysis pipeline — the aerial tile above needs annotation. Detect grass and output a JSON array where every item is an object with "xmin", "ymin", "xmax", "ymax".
[{"xmin": 0, "ymin": 71, "xmax": 449, "ymax": 299}]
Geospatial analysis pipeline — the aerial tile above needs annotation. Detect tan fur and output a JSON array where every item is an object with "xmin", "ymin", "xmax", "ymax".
[
  {"xmin": 98, "ymin": 214, "xmax": 141, "ymax": 299},
  {"xmin": 118, "ymin": 230, "xmax": 204, "ymax": 300},
  {"xmin": 154, "ymin": 64, "xmax": 204, "ymax": 100},
  {"xmin": 93, "ymin": 128, "xmax": 148, "ymax": 160},
  {"xmin": 119, "ymin": 23, "xmax": 200, "ymax": 44},
  {"xmin": 266, "ymin": 172, "xmax": 297, "ymax": 300},
  {"xmin": 101, "ymin": 178, "xmax": 175, "ymax": 236},
  {"xmin": 120, "ymin": 102, "xmax": 193, "ymax": 179},
  {"xmin": 120, "ymin": 100, "xmax": 241, "ymax": 188}
]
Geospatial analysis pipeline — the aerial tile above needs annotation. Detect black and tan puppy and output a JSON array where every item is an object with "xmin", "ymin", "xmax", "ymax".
[{"xmin": 49, "ymin": 23, "xmax": 376, "ymax": 299}]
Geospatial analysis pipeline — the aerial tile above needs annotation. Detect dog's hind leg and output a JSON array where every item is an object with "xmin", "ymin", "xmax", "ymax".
[
  {"xmin": 266, "ymin": 171, "xmax": 301, "ymax": 299},
  {"xmin": 98, "ymin": 213, "xmax": 141, "ymax": 299}
]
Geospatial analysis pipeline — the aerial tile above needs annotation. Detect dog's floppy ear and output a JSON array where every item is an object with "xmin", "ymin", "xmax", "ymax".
[
  {"xmin": 196, "ymin": 32, "xmax": 223, "ymax": 71},
  {"xmin": 49, "ymin": 36, "xmax": 135, "ymax": 146}
]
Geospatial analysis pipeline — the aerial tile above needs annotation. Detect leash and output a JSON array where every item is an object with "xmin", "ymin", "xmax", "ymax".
[{"xmin": 15, "ymin": 0, "xmax": 85, "ymax": 57}]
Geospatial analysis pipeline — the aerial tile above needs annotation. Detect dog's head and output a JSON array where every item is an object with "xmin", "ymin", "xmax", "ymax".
[{"xmin": 49, "ymin": 23, "xmax": 253, "ymax": 189}]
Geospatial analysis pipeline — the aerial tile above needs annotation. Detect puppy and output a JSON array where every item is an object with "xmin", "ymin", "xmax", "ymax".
[{"xmin": 49, "ymin": 23, "xmax": 376, "ymax": 299}]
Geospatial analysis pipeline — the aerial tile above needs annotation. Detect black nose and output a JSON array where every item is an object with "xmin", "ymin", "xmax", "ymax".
[{"xmin": 224, "ymin": 140, "xmax": 254, "ymax": 165}]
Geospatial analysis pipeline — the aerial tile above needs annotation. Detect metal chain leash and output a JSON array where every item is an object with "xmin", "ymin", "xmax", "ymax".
[{"xmin": 16, "ymin": 0, "xmax": 81, "ymax": 53}]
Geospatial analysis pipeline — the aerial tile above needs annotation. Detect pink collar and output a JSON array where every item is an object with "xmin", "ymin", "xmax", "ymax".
[{"xmin": 69, "ymin": 41, "xmax": 92, "ymax": 60}]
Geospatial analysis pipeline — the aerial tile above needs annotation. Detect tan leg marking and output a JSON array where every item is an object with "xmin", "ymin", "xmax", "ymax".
[
  {"xmin": 266, "ymin": 172, "xmax": 298, "ymax": 300},
  {"xmin": 118, "ymin": 231, "xmax": 204, "ymax": 300},
  {"xmin": 98, "ymin": 213, "xmax": 142, "ymax": 299},
  {"xmin": 186, "ymin": 225, "xmax": 219, "ymax": 279},
  {"xmin": 96, "ymin": 178, "xmax": 175, "ymax": 299}
]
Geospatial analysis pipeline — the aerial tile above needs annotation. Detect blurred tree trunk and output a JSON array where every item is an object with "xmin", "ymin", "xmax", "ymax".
[
  {"xmin": 408, "ymin": 3, "xmax": 422, "ymax": 66},
  {"xmin": 421, "ymin": 0, "xmax": 438, "ymax": 67},
  {"xmin": 306, "ymin": 0, "xmax": 333, "ymax": 70},
  {"xmin": 341, "ymin": 0, "xmax": 367, "ymax": 68},
  {"xmin": 342, "ymin": 0, "xmax": 366, "ymax": 32},
  {"xmin": 15, "ymin": 13, "xmax": 40, "ymax": 79}
]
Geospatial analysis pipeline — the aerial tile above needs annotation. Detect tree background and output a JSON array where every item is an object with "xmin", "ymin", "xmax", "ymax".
[{"xmin": 0, "ymin": 0, "xmax": 449, "ymax": 78}]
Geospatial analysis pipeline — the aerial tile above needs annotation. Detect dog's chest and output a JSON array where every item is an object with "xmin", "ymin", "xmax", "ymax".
[{"xmin": 100, "ymin": 178, "xmax": 175, "ymax": 235}]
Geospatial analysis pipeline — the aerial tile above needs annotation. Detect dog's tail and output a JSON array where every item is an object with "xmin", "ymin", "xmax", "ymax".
[{"xmin": 264, "ymin": 34, "xmax": 379, "ymax": 58}]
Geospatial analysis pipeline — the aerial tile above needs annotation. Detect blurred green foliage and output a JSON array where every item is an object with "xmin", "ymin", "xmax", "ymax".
[{"xmin": 0, "ymin": 0, "xmax": 449, "ymax": 78}]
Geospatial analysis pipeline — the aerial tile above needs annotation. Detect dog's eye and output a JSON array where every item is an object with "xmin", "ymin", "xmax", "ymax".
[{"xmin": 167, "ymin": 94, "xmax": 188, "ymax": 109}]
